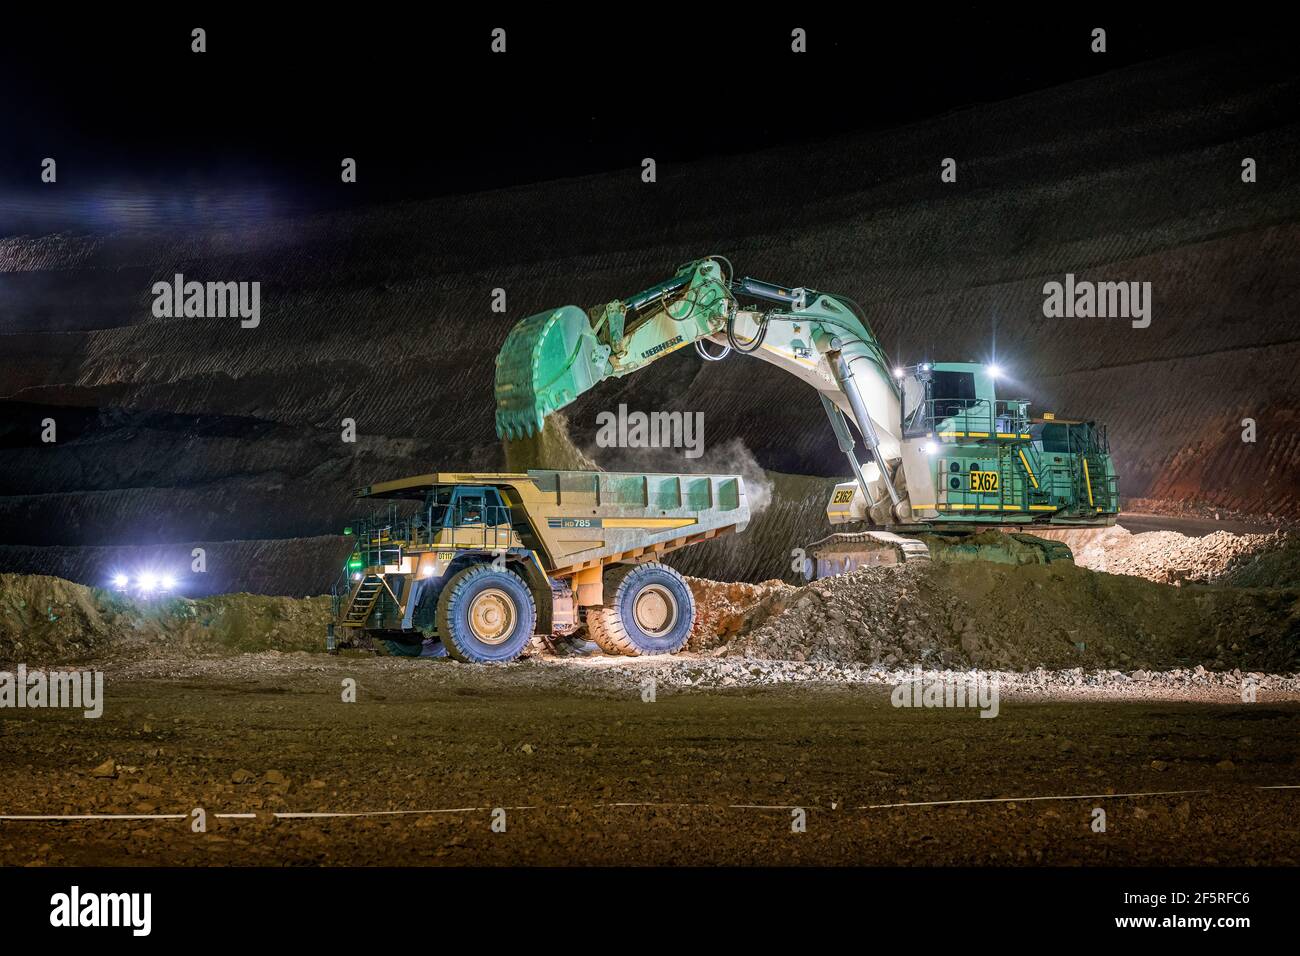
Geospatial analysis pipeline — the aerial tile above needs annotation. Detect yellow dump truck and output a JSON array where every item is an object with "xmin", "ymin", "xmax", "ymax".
[{"xmin": 328, "ymin": 469, "xmax": 750, "ymax": 662}]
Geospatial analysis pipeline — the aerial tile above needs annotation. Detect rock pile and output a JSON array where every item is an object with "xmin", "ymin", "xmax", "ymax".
[
  {"xmin": 1046, "ymin": 527, "xmax": 1300, "ymax": 587},
  {"xmin": 1216, "ymin": 532, "xmax": 1300, "ymax": 588},
  {"xmin": 695, "ymin": 560, "xmax": 1299, "ymax": 673}
]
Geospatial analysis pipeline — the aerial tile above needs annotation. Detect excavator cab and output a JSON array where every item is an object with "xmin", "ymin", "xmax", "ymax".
[{"xmin": 898, "ymin": 362, "xmax": 1021, "ymax": 438}]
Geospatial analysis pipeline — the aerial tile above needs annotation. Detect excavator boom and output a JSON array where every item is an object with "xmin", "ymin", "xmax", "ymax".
[{"xmin": 495, "ymin": 257, "xmax": 912, "ymax": 518}]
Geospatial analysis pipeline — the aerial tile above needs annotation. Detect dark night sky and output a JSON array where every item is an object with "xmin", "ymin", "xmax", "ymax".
[{"xmin": 0, "ymin": 10, "xmax": 1264, "ymax": 230}]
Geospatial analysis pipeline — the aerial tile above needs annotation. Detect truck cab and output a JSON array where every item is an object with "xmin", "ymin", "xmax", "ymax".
[{"xmin": 422, "ymin": 484, "xmax": 514, "ymax": 549}]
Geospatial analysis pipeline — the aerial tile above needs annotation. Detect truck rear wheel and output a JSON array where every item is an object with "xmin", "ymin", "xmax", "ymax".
[
  {"xmin": 436, "ymin": 565, "xmax": 537, "ymax": 663},
  {"xmin": 587, "ymin": 562, "xmax": 695, "ymax": 656}
]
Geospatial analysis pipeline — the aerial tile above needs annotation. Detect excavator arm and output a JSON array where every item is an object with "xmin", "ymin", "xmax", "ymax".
[
  {"xmin": 493, "ymin": 256, "xmax": 922, "ymax": 523},
  {"xmin": 494, "ymin": 258, "xmax": 732, "ymax": 438}
]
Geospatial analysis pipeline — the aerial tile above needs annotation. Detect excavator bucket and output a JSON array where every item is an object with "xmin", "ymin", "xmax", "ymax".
[{"xmin": 494, "ymin": 305, "xmax": 610, "ymax": 439}]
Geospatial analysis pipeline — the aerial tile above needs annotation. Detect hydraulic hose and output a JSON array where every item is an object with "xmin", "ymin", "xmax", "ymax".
[
  {"xmin": 726, "ymin": 310, "xmax": 769, "ymax": 353},
  {"xmin": 695, "ymin": 339, "xmax": 731, "ymax": 362}
]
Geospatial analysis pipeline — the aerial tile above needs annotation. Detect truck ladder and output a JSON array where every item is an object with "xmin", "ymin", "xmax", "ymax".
[{"xmin": 342, "ymin": 574, "xmax": 385, "ymax": 627}]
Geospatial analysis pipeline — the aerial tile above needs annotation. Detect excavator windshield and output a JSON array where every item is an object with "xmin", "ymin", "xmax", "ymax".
[
  {"xmin": 931, "ymin": 369, "xmax": 978, "ymax": 419},
  {"xmin": 901, "ymin": 373, "xmax": 929, "ymax": 437}
]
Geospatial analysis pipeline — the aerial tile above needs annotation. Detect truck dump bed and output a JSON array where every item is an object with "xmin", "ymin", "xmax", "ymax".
[
  {"xmin": 356, "ymin": 468, "xmax": 750, "ymax": 577},
  {"xmin": 517, "ymin": 469, "xmax": 749, "ymax": 573}
]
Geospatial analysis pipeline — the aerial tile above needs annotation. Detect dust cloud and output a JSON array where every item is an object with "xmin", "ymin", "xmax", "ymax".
[{"xmin": 502, "ymin": 414, "xmax": 600, "ymax": 472}]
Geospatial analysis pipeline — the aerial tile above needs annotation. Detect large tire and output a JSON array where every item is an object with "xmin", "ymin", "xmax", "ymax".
[
  {"xmin": 436, "ymin": 565, "xmax": 536, "ymax": 663},
  {"xmin": 382, "ymin": 636, "xmax": 423, "ymax": 657},
  {"xmin": 381, "ymin": 637, "xmax": 449, "ymax": 658},
  {"xmin": 587, "ymin": 562, "xmax": 694, "ymax": 657}
]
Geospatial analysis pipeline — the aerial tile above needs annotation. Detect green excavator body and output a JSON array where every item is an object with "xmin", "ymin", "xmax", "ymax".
[{"xmin": 491, "ymin": 255, "xmax": 1120, "ymax": 575}]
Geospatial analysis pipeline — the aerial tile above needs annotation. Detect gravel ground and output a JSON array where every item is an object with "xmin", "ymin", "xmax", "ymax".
[
  {"xmin": 111, "ymin": 649, "xmax": 1300, "ymax": 701},
  {"xmin": 2, "ymin": 653, "xmax": 1298, "ymax": 866},
  {"xmin": 4, "ymin": 537, "xmax": 1297, "ymax": 867}
]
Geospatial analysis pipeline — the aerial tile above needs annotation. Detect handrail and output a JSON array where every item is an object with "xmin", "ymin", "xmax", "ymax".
[
  {"xmin": 911, "ymin": 397, "xmax": 1031, "ymax": 437},
  {"xmin": 346, "ymin": 502, "xmax": 516, "ymax": 568}
]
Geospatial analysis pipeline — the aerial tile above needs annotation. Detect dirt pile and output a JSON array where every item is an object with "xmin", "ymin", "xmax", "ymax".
[
  {"xmin": 1217, "ymin": 532, "xmax": 1300, "ymax": 588},
  {"xmin": 712, "ymin": 562, "xmax": 1300, "ymax": 673},
  {"xmin": 0, "ymin": 573, "xmax": 329, "ymax": 665},
  {"xmin": 1044, "ymin": 527, "xmax": 1300, "ymax": 587},
  {"xmin": 0, "ymin": 574, "xmax": 124, "ymax": 663},
  {"xmin": 686, "ymin": 577, "xmax": 794, "ymax": 652},
  {"xmin": 183, "ymin": 593, "xmax": 330, "ymax": 655}
]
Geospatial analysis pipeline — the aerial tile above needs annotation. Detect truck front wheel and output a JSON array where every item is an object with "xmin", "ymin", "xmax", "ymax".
[
  {"xmin": 436, "ymin": 565, "xmax": 537, "ymax": 663},
  {"xmin": 587, "ymin": 562, "xmax": 695, "ymax": 656}
]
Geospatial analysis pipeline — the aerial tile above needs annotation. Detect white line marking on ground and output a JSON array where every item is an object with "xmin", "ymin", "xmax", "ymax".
[
  {"xmin": 8, "ymin": 785, "xmax": 1289, "ymax": 821},
  {"xmin": 274, "ymin": 806, "xmax": 541, "ymax": 819},
  {"xmin": 861, "ymin": 788, "xmax": 1210, "ymax": 809},
  {"xmin": 274, "ymin": 808, "xmax": 487, "ymax": 818}
]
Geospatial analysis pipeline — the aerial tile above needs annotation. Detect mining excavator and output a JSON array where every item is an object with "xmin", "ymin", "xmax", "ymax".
[{"xmin": 494, "ymin": 256, "xmax": 1119, "ymax": 575}]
